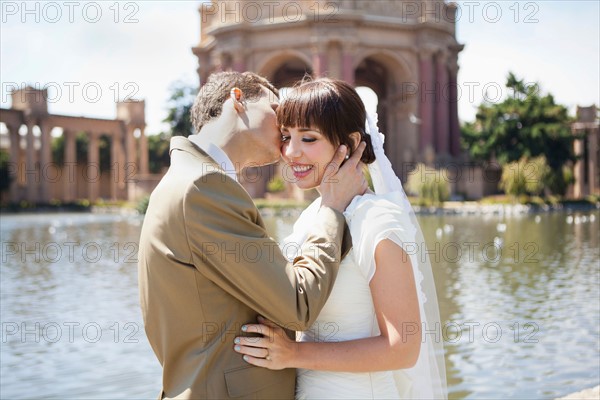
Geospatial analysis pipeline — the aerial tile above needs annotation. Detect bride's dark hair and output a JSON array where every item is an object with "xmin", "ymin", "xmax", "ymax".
[{"xmin": 276, "ymin": 78, "xmax": 376, "ymax": 164}]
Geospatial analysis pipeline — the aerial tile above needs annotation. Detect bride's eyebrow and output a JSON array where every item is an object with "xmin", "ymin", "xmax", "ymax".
[{"xmin": 298, "ymin": 127, "xmax": 321, "ymax": 133}]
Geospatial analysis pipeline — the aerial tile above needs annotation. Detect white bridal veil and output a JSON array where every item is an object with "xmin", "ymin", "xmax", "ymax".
[{"xmin": 365, "ymin": 112, "xmax": 447, "ymax": 399}]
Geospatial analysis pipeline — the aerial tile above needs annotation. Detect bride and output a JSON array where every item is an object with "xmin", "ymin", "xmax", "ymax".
[{"xmin": 233, "ymin": 78, "xmax": 447, "ymax": 399}]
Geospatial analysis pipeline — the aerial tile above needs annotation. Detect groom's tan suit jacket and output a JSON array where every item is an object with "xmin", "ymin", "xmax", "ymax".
[{"xmin": 138, "ymin": 137, "xmax": 350, "ymax": 399}]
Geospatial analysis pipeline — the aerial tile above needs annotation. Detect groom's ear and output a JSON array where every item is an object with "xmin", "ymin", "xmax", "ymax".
[
  {"xmin": 232, "ymin": 98, "xmax": 245, "ymax": 113},
  {"xmin": 230, "ymin": 87, "xmax": 245, "ymax": 113}
]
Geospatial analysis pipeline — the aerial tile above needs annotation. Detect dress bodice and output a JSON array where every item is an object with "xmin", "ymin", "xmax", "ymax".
[
  {"xmin": 295, "ymin": 246, "xmax": 411, "ymax": 399},
  {"xmin": 298, "ymin": 248, "xmax": 379, "ymax": 343}
]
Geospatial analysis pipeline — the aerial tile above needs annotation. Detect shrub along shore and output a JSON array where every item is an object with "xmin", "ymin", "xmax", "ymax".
[
  {"xmin": 254, "ymin": 196, "xmax": 600, "ymax": 218},
  {"xmin": 0, "ymin": 195, "xmax": 598, "ymax": 216}
]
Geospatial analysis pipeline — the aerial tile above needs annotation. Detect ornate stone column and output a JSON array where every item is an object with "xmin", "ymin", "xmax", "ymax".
[
  {"xmin": 342, "ymin": 41, "xmax": 356, "ymax": 85},
  {"xmin": 232, "ymin": 51, "xmax": 246, "ymax": 72},
  {"xmin": 109, "ymin": 129, "xmax": 126, "ymax": 200},
  {"xmin": 588, "ymin": 127, "xmax": 598, "ymax": 195},
  {"xmin": 39, "ymin": 121, "xmax": 52, "ymax": 203},
  {"xmin": 386, "ymin": 98, "xmax": 403, "ymax": 178},
  {"xmin": 435, "ymin": 51, "xmax": 449, "ymax": 156},
  {"xmin": 388, "ymin": 93, "xmax": 419, "ymax": 183},
  {"xmin": 109, "ymin": 132, "xmax": 118, "ymax": 201},
  {"xmin": 327, "ymin": 42, "xmax": 342, "ymax": 79},
  {"xmin": 418, "ymin": 48, "xmax": 436, "ymax": 160},
  {"xmin": 88, "ymin": 132, "xmax": 100, "ymax": 202},
  {"xmin": 63, "ymin": 129, "xmax": 77, "ymax": 202},
  {"xmin": 311, "ymin": 42, "xmax": 328, "ymax": 77},
  {"xmin": 448, "ymin": 62, "xmax": 461, "ymax": 157},
  {"xmin": 7, "ymin": 125, "xmax": 21, "ymax": 203},
  {"xmin": 125, "ymin": 126, "xmax": 137, "ymax": 172},
  {"xmin": 197, "ymin": 52, "xmax": 211, "ymax": 85},
  {"xmin": 139, "ymin": 126, "xmax": 149, "ymax": 175},
  {"xmin": 212, "ymin": 50, "xmax": 224, "ymax": 72},
  {"xmin": 116, "ymin": 129, "xmax": 127, "ymax": 192},
  {"xmin": 25, "ymin": 122, "xmax": 37, "ymax": 202},
  {"xmin": 573, "ymin": 133, "xmax": 584, "ymax": 197}
]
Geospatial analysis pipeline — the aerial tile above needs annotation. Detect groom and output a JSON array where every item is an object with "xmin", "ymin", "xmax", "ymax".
[{"xmin": 138, "ymin": 71, "xmax": 367, "ymax": 399}]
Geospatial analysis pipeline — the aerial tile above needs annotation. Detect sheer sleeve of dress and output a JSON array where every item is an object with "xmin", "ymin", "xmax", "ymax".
[{"xmin": 344, "ymin": 193, "xmax": 418, "ymax": 284}]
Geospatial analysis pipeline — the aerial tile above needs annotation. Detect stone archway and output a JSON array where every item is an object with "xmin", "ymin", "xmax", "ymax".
[
  {"xmin": 257, "ymin": 51, "xmax": 313, "ymax": 88},
  {"xmin": 271, "ymin": 58, "xmax": 313, "ymax": 89},
  {"xmin": 192, "ymin": 0, "xmax": 464, "ymax": 197}
]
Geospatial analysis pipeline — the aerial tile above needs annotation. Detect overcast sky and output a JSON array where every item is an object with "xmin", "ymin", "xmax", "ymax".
[{"xmin": 1, "ymin": 1, "xmax": 598, "ymax": 135}]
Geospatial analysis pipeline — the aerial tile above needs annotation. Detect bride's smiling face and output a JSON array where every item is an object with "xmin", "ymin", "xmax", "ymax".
[{"xmin": 280, "ymin": 126, "xmax": 337, "ymax": 190}]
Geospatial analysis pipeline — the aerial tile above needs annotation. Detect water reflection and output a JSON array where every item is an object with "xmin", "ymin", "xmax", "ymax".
[
  {"xmin": 416, "ymin": 212, "xmax": 600, "ymax": 399},
  {"xmin": 1, "ymin": 211, "xmax": 598, "ymax": 398},
  {"xmin": 1, "ymin": 213, "xmax": 160, "ymax": 399}
]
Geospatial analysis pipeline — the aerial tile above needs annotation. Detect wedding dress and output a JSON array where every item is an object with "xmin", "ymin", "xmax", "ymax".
[
  {"xmin": 280, "ymin": 113, "xmax": 447, "ymax": 399},
  {"xmin": 283, "ymin": 192, "xmax": 430, "ymax": 399}
]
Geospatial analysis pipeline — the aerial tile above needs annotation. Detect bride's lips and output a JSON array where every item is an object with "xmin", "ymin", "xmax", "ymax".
[{"xmin": 290, "ymin": 163, "xmax": 314, "ymax": 179}]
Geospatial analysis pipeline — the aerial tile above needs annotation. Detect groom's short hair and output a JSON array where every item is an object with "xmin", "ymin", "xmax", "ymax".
[{"xmin": 190, "ymin": 71, "xmax": 279, "ymax": 134}]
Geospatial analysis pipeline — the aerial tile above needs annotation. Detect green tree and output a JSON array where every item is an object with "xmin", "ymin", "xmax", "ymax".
[
  {"xmin": 0, "ymin": 149, "xmax": 11, "ymax": 194},
  {"xmin": 462, "ymin": 72, "xmax": 577, "ymax": 195},
  {"xmin": 52, "ymin": 132, "xmax": 111, "ymax": 171},
  {"xmin": 143, "ymin": 81, "xmax": 198, "ymax": 173},
  {"xmin": 148, "ymin": 132, "xmax": 171, "ymax": 173},
  {"xmin": 163, "ymin": 81, "xmax": 197, "ymax": 137}
]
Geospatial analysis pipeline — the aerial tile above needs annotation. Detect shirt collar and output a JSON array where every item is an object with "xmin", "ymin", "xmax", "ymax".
[{"xmin": 188, "ymin": 135, "xmax": 238, "ymax": 182}]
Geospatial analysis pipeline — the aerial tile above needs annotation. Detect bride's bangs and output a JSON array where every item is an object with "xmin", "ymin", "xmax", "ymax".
[{"xmin": 277, "ymin": 84, "xmax": 334, "ymax": 135}]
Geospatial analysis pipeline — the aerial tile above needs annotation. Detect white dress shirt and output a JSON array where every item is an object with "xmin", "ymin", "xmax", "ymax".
[{"xmin": 188, "ymin": 134, "xmax": 238, "ymax": 182}]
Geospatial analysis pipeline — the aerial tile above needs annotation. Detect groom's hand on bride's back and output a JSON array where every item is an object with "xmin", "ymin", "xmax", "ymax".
[{"xmin": 320, "ymin": 142, "xmax": 368, "ymax": 212}]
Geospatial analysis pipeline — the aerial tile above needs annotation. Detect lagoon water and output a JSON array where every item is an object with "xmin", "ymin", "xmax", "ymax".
[{"xmin": 1, "ymin": 210, "xmax": 598, "ymax": 399}]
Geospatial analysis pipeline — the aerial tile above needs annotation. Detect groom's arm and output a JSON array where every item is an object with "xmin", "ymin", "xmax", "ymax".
[{"xmin": 184, "ymin": 173, "xmax": 347, "ymax": 330}]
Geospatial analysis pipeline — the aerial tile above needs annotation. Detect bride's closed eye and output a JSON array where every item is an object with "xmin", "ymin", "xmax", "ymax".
[{"xmin": 280, "ymin": 135, "xmax": 317, "ymax": 143}]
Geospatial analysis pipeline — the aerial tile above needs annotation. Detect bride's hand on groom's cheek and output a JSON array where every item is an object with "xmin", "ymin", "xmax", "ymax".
[
  {"xmin": 321, "ymin": 142, "xmax": 368, "ymax": 212},
  {"xmin": 233, "ymin": 316, "xmax": 299, "ymax": 370}
]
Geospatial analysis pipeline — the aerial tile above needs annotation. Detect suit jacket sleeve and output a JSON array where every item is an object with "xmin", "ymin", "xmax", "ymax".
[{"xmin": 184, "ymin": 172, "xmax": 347, "ymax": 330}]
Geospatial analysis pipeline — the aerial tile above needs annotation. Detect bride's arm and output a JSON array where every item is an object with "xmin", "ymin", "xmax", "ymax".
[{"xmin": 234, "ymin": 239, "xmax": 422, "ymax": 372}]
